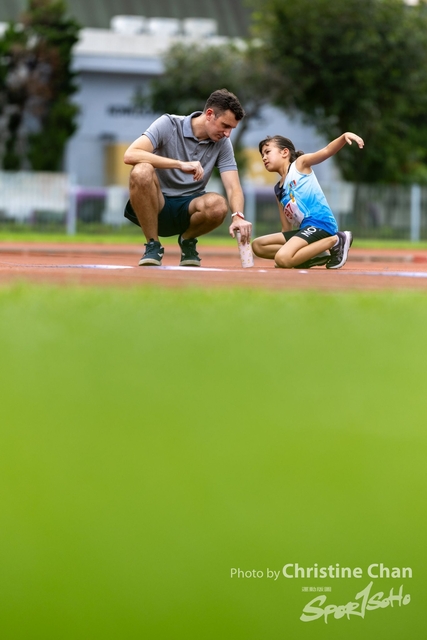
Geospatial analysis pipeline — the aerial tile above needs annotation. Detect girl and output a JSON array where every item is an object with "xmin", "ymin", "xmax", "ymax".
[{"xmin": 252, "ymin": 133, "xmax": 364, "ymax": 269}]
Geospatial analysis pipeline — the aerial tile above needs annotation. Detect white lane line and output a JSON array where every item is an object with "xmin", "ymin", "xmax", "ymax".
[
  {"xmin": 340, "ymin": 270, "xmax": 427, "ymax": 279},
  {"xmin": 0, "ymin": 263, "xmax": 134, "ymax": 269},
  {"xmin": 2, "ymin": 262, "xmax": 427, "ymax": 278},
  {"xmin": 0, "ymin": 263, "xmax": 269, "ymax": 272},
  {"xmin": 154, "ymin": 265, "xmax": 268, "ymax": 272},
  {"xmin": 66, "ymin": 264, "xmax": 134, "ymax": 269}
]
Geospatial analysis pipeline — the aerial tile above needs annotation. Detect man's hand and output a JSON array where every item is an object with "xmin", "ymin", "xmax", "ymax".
[
  {"xmin": 229, "ymin": 218, "xmax": 252, "ymax": 244},
  {"xmin": 179, "ymin": 161, "xmax": 204, "ymax": 181}
]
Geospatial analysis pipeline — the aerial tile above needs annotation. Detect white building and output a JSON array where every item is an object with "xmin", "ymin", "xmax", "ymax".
[
  {"xmin": 66, "ymin": 18, "xmax": 337, "ymax": 189},
  {"xmin": 0, "ymin": 2, "xmax": 339, "ymax": 192}
]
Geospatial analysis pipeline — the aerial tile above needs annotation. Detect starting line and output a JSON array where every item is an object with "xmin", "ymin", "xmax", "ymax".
[
  {"xmin": 2, "ymin": 261, "xmax": 427, "ymax": 279},
  {"xmin": 337, "ymin": 270, "xmax": 427, "ymax": 279},
  {"xmin": 0, "ymin": 262, "xmax": 268, "ymax": 273},
  {"xmin": 40, "ymin": 266, "xmax": 427, "ymax": 278}
]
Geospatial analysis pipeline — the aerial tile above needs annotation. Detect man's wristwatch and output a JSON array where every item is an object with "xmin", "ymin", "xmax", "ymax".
[{"xmin": 231, "ymin": 211, "xmax": 245, "ymax": 220}]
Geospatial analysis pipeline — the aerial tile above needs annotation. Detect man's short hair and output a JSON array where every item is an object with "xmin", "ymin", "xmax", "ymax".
[{"xmin": 204, "ymin": 89, "xmax": 245, "ymax": 121}]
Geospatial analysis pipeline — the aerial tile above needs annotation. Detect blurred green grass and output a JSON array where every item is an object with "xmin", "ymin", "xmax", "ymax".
[{"xmin": 0, "ymin": 285, "xmax": 425, "ymax": 639}]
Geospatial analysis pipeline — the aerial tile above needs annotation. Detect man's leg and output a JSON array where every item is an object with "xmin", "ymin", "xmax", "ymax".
[
  {"xmin": 182, "ymin": 192, "xmax": 229, "ymax": 239},
  {"xmin": 128, "ymin": 164, "xmax": 167, "ymax": 266},
  {"xmin": 176, "ymin": 192, "xmax": 229, "ymax": 267},
  {"xmin": 129, "ymin": 163, "xmax": 165, "ymax": 241}
]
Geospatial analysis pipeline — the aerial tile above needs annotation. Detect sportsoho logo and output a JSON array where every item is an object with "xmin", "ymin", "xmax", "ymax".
[
  {"xmin": 289, "ymin": 563, "xmax": 412, "ymax": 624},
  {"xmin": 300, "ymin": 581, "xmax": 411, "ymax": 623}
]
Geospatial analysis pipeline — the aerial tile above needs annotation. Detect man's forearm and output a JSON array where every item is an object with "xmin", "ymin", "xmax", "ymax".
[
  {"xmin": 124, "ymin": 149, "xmax": 180, "ymax": 169},
  {"xmin": 226, "ymin": 188, "xmax": 245, "ymax": 216}
]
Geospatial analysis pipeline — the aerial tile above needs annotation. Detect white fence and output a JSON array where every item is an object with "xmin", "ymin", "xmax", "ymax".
[
  {"xmin": 0, "ymin": 171, "xmax": 69, "ymax": 222},
  {"xmin": 249, "ymin": 181, "xmax": 427, "ymax": 241},
  {"xmin": 0, "ymin": 171, "xmax": 426, "ymax": 240},
  {"xmin": 0, "ymin": 171, "xmax": 130, "ymax": 233}
]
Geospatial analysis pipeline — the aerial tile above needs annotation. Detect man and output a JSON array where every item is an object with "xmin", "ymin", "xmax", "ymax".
[{"xmin": 123, "ymin": 88, "xmax": 252, "ymax": 266}]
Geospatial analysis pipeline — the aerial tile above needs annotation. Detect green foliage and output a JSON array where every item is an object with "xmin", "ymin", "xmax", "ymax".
[
  {"xmin": 141, "ymin": 41, "xmax": 281, "ymax": 172},
  {"xmin": 253, "ymin": 0, "xmax": 427, "ymax": 183},
  {"xmin": 0, "ymin": 23, "xmax": 27, "ymax": 169},
  {"xmin": 0, "ymin": 0, "xmax": 80, "ymax": 171}
]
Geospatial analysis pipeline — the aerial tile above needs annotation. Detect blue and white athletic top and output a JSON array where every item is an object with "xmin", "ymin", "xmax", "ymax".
[{"xmin": 274, "ymin": 162, "xmax": 338, "ymax": 235}]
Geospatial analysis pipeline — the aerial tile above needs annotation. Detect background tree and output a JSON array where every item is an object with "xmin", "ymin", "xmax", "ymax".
[
  {"xmin": 252, "ymin": 0, "xmax": 427, "ymax": 183},
  {"xmin": 139, "ymin": 41, "xmax": 283, "ymax": 171},
  {"xmin": 0, "ymin": 0, "xmax": 80, "ymax": 171},
  {"xmin": 0, "ymin": 23, "xmax": 28, "ymax": 169}
]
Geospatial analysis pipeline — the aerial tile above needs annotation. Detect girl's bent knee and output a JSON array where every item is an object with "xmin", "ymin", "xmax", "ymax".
[
  {"xmin": 275, "ymin": 255, "xmax": 292, "ymax": 269},
  {"xmin": 252, "ymin": 239, "xmax": 261, "ymax": 256}
]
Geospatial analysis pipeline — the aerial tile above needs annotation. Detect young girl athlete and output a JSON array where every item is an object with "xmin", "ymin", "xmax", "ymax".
[{"xmin": 252, "ymin": 133, "xmax": 364, "ymax": 269}]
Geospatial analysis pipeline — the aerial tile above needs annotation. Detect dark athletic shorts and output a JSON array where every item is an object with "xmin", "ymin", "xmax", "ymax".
[
  {"xmin": 283, "ymin": 226, "xmax": 334, "ymax": 244},
  {"xmin": 124, "ymin": 191, "xmax": 205, "ymax": 237}
]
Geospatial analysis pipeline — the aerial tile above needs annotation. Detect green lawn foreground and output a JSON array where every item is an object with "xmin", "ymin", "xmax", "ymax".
[{"xmin": 0, "ymin": 285, "xmax": 425, "ymax": 640}]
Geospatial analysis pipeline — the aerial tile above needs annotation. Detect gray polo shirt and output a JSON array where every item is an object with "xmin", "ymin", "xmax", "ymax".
[{"xmin": 143, "ymin": 112, "xmax": 238, "ymax": 197}]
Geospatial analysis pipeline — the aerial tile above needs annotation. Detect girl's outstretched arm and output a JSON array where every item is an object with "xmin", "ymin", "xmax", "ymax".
[{"xmin": 297, "ymin": 132, "xmax": 364, "ymax": 172}]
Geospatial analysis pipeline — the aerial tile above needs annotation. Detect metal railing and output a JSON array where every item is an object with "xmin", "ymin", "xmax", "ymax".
[
  {"xmin": 1, "ymin": 171, "xmax": 426, "ymax": 241},
  {"xmin": 245, "ymin": 181, "xmax": 427, "ymax": 241}
]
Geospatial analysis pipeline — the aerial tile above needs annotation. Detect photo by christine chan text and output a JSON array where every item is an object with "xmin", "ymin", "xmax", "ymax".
[{"xmin": 230, "ymin": 563, "xmax": 413, "ymax": 579}]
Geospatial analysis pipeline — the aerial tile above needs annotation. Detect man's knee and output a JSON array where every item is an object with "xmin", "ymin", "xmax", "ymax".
[
  {"xmin": 129, "ymin": 163, "xmax": 156, "ymax": 192},
  {"xmin": 203, "ymin": 194, "xmax": 228, "ymax": 224}
]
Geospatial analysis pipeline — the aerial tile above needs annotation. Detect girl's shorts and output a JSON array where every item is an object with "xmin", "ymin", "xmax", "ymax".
[{"xmin": 283, "ymin": 226, "xmax": 334, "ymax": 244}]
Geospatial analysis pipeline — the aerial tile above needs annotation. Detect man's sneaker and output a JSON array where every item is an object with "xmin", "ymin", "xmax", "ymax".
[
  {"xmin": 178, "ymin": 235, "xmax": 201, "ymax": 267},
  {"xmin": 326, "ymin": 231, "xmax": 353, "ymax": 269},
  {"xmin": 138, "ymin": 239, "xmax": 164, "ymax": 266},
  {"xmin": 297, "ymin": 251, "xmax": 330, "ymax": 269}
]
